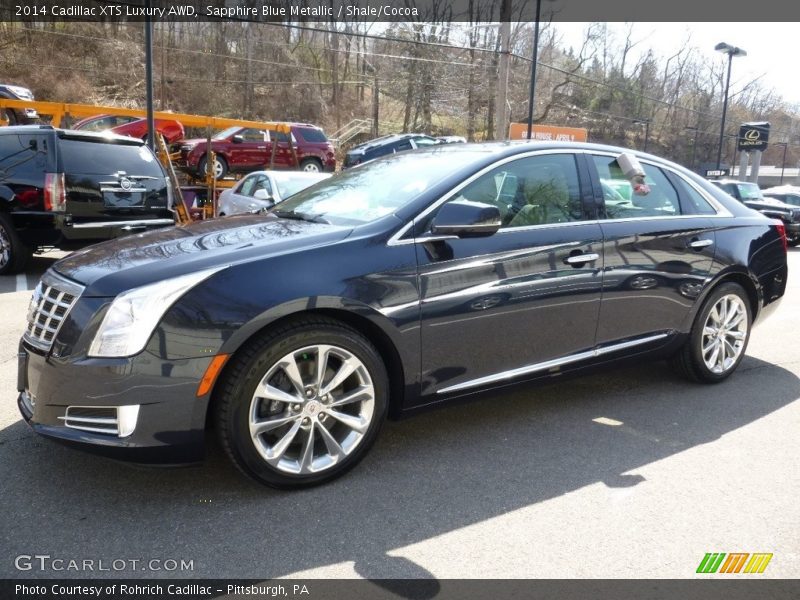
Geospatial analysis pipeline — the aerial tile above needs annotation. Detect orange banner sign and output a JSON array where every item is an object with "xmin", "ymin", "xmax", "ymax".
[{"xmin": 508, "ymin": 123, "xmax": 588, "ymax": 143}]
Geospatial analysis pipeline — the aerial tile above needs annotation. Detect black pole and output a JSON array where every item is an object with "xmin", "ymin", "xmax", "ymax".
[
  {"xmin": 716, "ymin": 52, "xmax": 733, "ymax": 171},
  {"xmin": 643, "ymin": 120, "xmax": 650, "ymax": 152},
  {"xmin": 780, "ymin": 143, "xmax": 788, "ymax": 185},
  {"xmin": 690, "ymin": 133, "xmax": 698, "ymax": 170},
  {"xmin": 144, "ymin": 2, "xmax": 155, "ymax": 151},
  {"xmin": 526, "ymin": 0, "xmax": 542, "ymax": 140}
]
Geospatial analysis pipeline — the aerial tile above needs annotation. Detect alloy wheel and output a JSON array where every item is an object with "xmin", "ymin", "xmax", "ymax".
[
  {"xmin": 701, "ymin": 294, "xmax": 748, "ymax": 374},
  {"xmin": 248, "ymin": 344, "xmax": 375, "ymax": 475},
  {"xmin": 302, "ymin": 162, "xmax": 321, "ymax": 173}
]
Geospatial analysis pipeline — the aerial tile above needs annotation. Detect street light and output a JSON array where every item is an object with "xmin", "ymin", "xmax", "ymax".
[
  {"xmin": 775, "ymin": 142, "xmax": 789, "ymax": 185},
  {"xmin": 633, "ymin": 118, "xmax": 650, "ymax": 152},
  {"xmin": 685, "ymin": 126, "xmax": 699, "ymax": 170},
  {"xmin": 714, "ymin": 42, "xmax": 747, "ymax": 171}
]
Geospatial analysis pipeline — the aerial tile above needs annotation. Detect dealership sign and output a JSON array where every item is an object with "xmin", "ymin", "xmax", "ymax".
[
  {"xmin": 509, "ymin": 123, "xmax": 589, "ymax": 143},
  {"xmin": 737, "ymin": 122, "xmax": 770, "ymax": 152}
]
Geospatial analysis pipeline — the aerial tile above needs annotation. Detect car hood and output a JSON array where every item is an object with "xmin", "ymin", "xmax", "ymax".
[{"xmin": 54, "ymin": 215, "xmax": 352, "ymax": 297}]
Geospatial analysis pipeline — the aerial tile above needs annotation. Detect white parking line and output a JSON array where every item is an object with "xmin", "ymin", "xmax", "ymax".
[{"xmin": 15, "ymin": 274, "xmax": 27, "ymax": 292}]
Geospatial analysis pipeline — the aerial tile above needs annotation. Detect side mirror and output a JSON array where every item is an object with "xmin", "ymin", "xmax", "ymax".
[
  {"xmin": 232, "ymin": 135, "xmax": 244, "ymax": 144},
  {"xmin": 253, "ymin": 188, "xmax": 273, "ymax": 202},
  {"xmin": 431, "ymin": 200, "xmax": 501, "ymax": 238}
]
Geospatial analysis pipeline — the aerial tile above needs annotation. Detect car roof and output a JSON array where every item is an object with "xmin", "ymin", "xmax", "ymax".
[
  {"xmin": 350, "ymin": 133, "xmax": 434, "ymax": 153},
  {"xmin": 0, "ymin": 124, "xmax": 146, "ymax": 145}
]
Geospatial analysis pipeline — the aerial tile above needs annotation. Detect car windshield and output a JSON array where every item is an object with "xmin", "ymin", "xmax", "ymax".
[
  {"xmin": 212, "ymin": 126, "xmax": 241, "ymax": 140},
  {"xmin": 273, "ymin": 174, "xmax": 324, "ymax": 199},
  {"xmin": 273, "ymin": 149, "xmax": 485, "ymax": 226}
]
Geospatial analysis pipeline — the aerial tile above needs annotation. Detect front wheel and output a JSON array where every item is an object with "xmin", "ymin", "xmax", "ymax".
[
  {"xmin": 671, "ymin": 282, "xmax": 752, "ymax": 383},
  {"xmin": 215, "ymin": 317, "xmax": 388, "ymax": 488}
]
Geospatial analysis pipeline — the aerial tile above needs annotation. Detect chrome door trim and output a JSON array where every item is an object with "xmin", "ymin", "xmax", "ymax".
[
  {"xmin": 436, "ymin": 332, "xmax": 670, "ymax": 394},
  {"xmin": 565, "ymin": 253, "xmax": 600, "ymax": 264},
  {"xmin": 689, "ymin": 239, "xmax": 714, "ymax": 249}
]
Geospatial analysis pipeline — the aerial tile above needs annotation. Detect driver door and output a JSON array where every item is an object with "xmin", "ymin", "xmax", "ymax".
[{"xmin": 414, "ymin": 152, "xmax": 604, "ymax": 398}]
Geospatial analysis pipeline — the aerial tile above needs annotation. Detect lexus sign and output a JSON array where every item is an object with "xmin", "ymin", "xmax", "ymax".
[{"xmin": 737, "ymin": 122, "xmax": 770, "ymax": 152}]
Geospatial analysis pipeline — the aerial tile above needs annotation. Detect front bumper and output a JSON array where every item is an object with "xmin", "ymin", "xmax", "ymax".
[{"xmin": 17, "ymin": 341, "xmax": 213, "ymax": 464}]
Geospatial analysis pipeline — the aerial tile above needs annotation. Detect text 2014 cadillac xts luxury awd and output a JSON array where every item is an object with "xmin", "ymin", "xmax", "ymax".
[{"xmin": 17, "ymin": 143, "xmax": 788, "ymax": 488}]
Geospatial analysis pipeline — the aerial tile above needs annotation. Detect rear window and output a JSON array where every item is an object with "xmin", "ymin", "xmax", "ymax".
[
  {"xmin": 58, "ymin": 139, "xmax": 164, "ymax": 176},
  {"xmin": 295, "ymin": 127, "xmax": 328, "ymax": 143},
  {"xmin": 736, "ymin": 183, "xmax": 763, "ymax": 200}
]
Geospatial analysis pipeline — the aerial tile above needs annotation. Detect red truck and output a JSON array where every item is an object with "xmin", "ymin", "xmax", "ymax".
[{"xmin": 173, "ymin": 123, "xmax": 336, "ymax": 178}]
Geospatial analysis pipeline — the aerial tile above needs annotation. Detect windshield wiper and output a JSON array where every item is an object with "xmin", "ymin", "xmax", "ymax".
[{"xmin": 272, "ymin": 209, "xmax": 329, "ymax": 224}]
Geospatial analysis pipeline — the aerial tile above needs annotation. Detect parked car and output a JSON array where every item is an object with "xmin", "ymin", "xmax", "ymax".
[
  {"xmin": 437, "ymin": 135, "xmax": 467, "ymax": 144},
  {"xmin": 18, "ymin": 142, "xmax": 787, "ymax": 489},
  {"xmin": 218, "ymin": 170, "xmax": 331, "ymax": 216},
  {"xmin": 342, "ymin": 133, "xmax": 441, "ymax": 168},
  {"xmin": 71, "ymin": 114, "xmax": 139, "ymax": 132},
  {"xmin": 763, "ymin": 185, "xmax": 800, "ymax": 207},
  {"xmin": 0, "ymin": 125, "xmax": 174, "ymax": 274},
  {"xmin": 72, "ymin": 115, "xmax": 185, "ymax": 144},
  {"xmin": 174, "ymin": 124, "xmax": 335, "ymax": 179},
  {"xmin": 711, "ymin": 179, "xmax": 800, "ymax": 245},
  {"xmin": 0, "ymin": 84, "xmax": 38, "ymax": 125}
]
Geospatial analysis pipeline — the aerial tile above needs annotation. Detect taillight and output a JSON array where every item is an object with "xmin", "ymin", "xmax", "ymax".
[
  {"xmin": 44, "ymin": 173, "xmax": 66, "ymax": 212},
  {"xmin": 774, "ymin": 221, "xmax": 787, "ymax": 252}
]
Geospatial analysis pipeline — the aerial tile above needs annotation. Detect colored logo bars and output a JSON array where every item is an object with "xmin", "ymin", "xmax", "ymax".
[{"xmin": 696, "ymin": 553, "xmax": 773, "ymax": 574}]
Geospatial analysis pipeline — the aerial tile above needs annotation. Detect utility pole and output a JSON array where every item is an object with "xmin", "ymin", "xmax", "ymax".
[
  {"xmin": 372, "ymin": 74, "xmax": 379, "ymax": 138},
  {"xmin": 144, "ymin": 0, "xmax": 155, "ymax": 150},
  {"xmin": 494, "ymin": 0, "xmax": 512, "ymax": 141}
]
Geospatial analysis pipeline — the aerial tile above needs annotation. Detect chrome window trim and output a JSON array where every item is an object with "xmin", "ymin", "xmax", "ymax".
[
  {"xmin": 387, "ymin": 148, "xmax": 732, "ymax": 247},
  {"xmin": 437, "ymin": 332, "xmax": 670, "ymax": 394},
  {"xmin": 387, "ymin": 148, "xmax": 584, "ymax": 246}
]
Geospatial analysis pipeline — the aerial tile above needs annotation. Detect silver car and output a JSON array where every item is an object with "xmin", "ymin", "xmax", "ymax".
[{"xmin": 218, "ymin": 170, "xmax": 331, "ymax": 216}]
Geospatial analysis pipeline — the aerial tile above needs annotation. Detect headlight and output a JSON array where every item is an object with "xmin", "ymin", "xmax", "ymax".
[{"xmin": 88, "ymin": 267, "xmax": 226, "ymax": 358}]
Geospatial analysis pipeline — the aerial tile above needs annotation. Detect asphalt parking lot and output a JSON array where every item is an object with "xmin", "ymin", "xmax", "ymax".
[{"xmin": 0, "ymin": 250, "xmax": 798, "ymax": 579}]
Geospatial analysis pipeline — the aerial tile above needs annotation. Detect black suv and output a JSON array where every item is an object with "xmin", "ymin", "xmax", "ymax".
[
  {"xmin": 711, "ymin": 179, "xmax": 800, "ymax": 245},
  {"xmin": 342, "ymin": 133, "xmax": 440, "ymax": 168},
  {"xmin": 0, "ymin": 125, "xmax": 174, "ymax": 274}
]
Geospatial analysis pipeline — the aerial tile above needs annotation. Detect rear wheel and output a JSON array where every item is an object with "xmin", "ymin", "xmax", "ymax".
[
  {"xmin": 216, "ymin": 317, "xmax": 388, "ymax": 488},
  {"xmin": 0, "ymin": 213, "xmax": 31, "ymax": 275},
  {"xmin": 198, "ymin": 154, "xmax": 228, "ymax": 179},
  {"xmin": 300, "ymin": 158, "xmax": 323, "ymax": 173},
  {"xmin": 671, "ymin": 282, "xmax": 751, "ymax": 383}
]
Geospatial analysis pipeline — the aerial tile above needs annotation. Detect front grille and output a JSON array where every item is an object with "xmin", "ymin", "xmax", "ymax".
[{"xmin": 23, "ymin": 271, "xmax": 84, "ymax": 352}]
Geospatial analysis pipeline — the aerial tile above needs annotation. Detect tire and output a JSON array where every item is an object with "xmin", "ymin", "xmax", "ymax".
[
  {"xmin": 0, "ymin": 213, "xmax": 32, "ymax": 275},
  {"xmin": 1, "ymin": 107, "xmax": 18, "ymax": 126},
  {"xmin": 198, "ymin": 154, "xmax": 228, "ymax": 179},
  {"xmin": 671, "ymin": 282, "xmax": 752, "ymax": 383},
  {"xmin": 215, "ymin": 316, "xmax": 389, "ymax": 489},
  {"xmin": 299, "ymin": 158, "xmax": 323, "ymax": 173}
]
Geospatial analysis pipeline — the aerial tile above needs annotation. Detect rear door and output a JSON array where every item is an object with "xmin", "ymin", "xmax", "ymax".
[
  {"xmin": 588, "ymin": 153, "xmax": 718, "ymax": 346},
  {"xmin": 414, "ymin": 151, "xmax": 604, "ymax": 398},
  {"xmin": 56, "ymin": 135, "xmax": 170, "ymax": 223}
]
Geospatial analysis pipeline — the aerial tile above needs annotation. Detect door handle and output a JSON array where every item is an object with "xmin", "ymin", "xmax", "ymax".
[
  {"xmin": 688, "ymin": 238, "xmax": 714, "ymax": 250},
  {"xmin": 564, "ymin": 252, "xmax": 600, "ymax": 265}
]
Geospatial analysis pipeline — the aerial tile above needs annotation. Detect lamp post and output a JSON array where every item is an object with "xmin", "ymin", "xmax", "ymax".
[
  {"xmin": 714, "ymin": 42, "xmax": 747, "ymax": 171},
  {"xmin": 526, "ymin": 0, "xmax": 543, "ymax": 140},
  {"xmin": 634, "ymin": 119, "xmax": 651, "ymax": 152},
  {"xmin": 775, "ymin": 142, "xmax": 788, "ymax": 185},
  {"xmin": 685, "ymin": 126, "xmax": 699, "ymax": 170}
]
